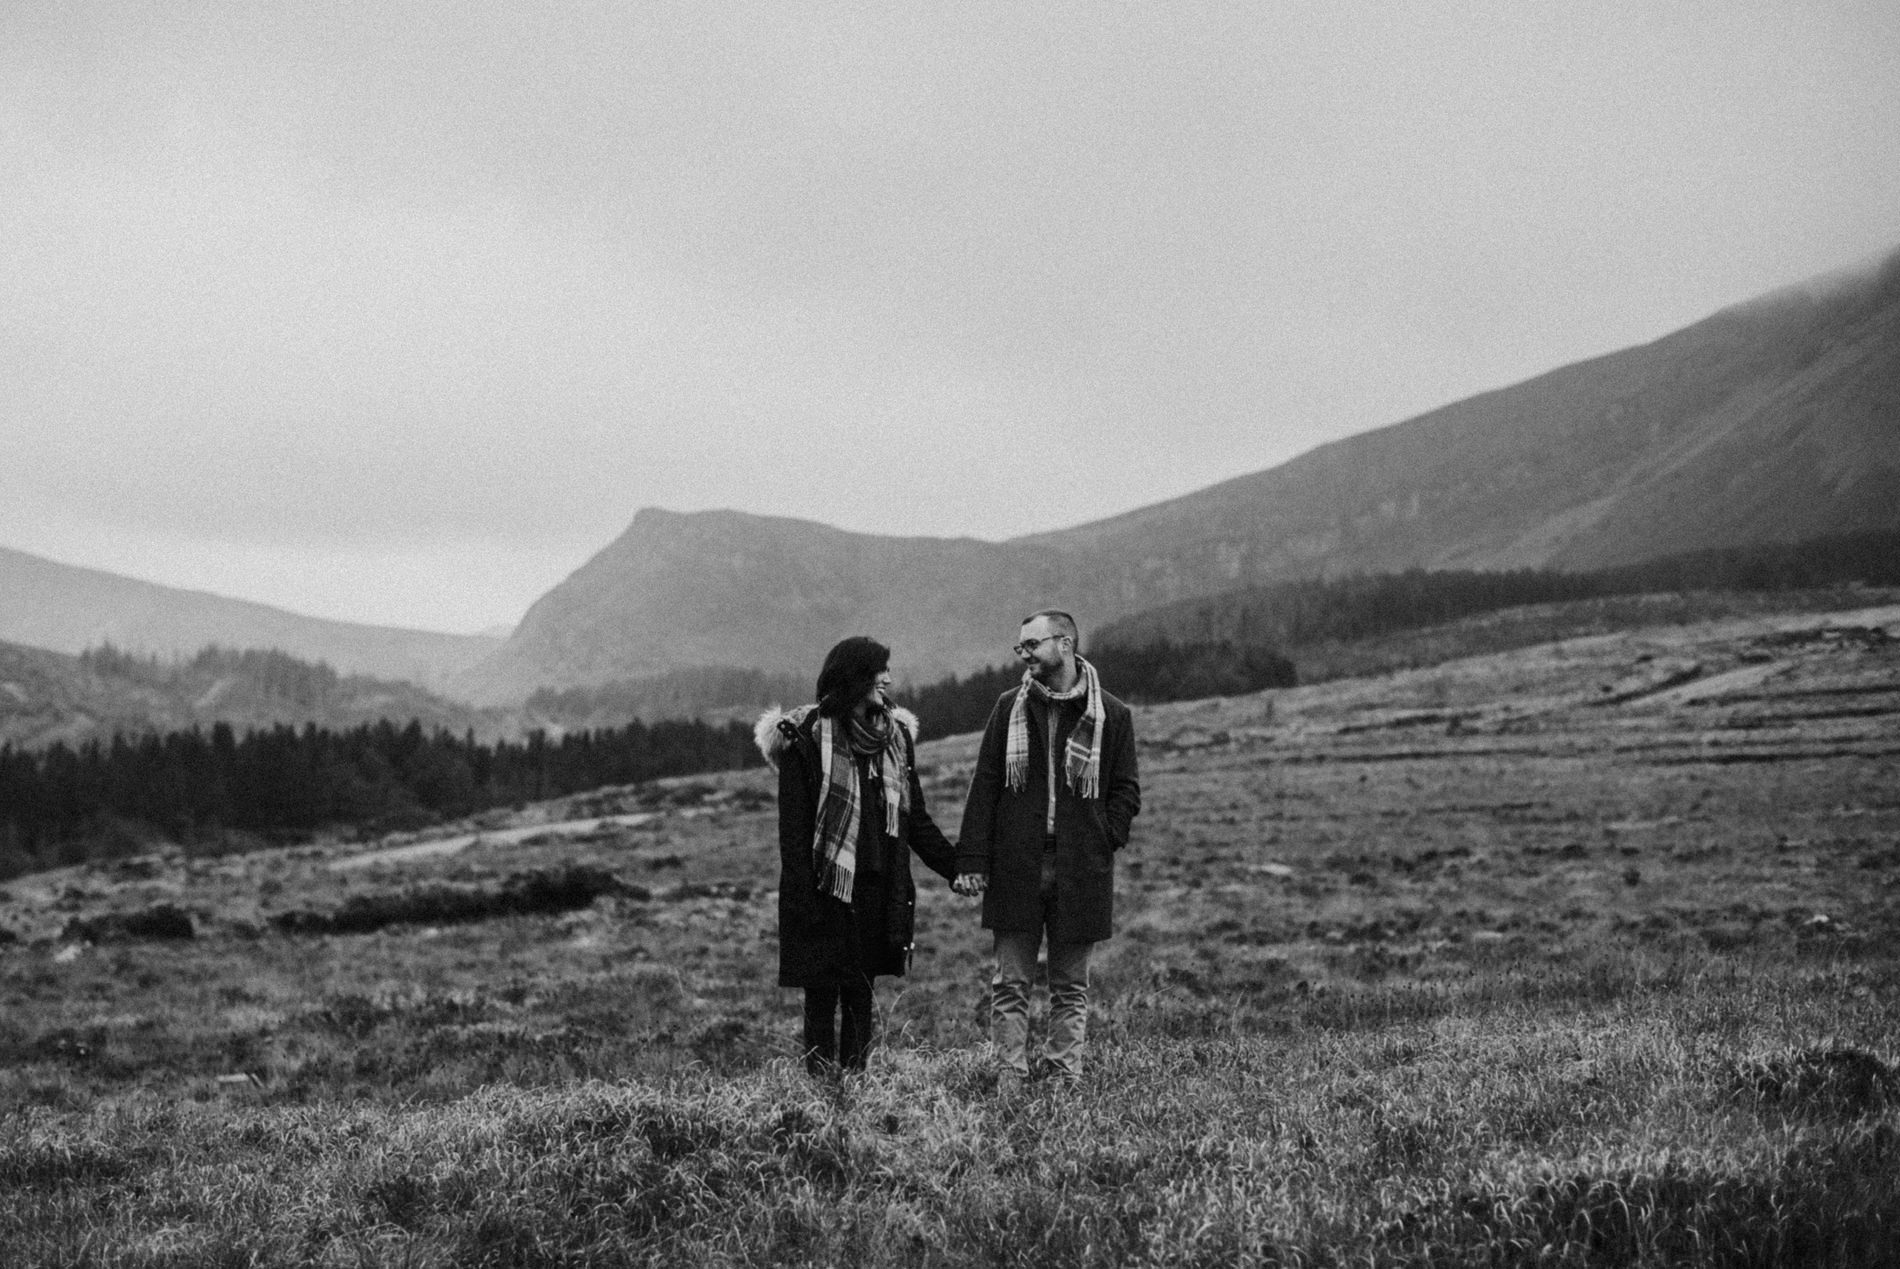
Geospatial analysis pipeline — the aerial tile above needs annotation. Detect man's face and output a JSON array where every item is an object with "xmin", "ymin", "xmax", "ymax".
[{"xmin": 1015, "ymin": 617, "xmax": 1069, "ymax": 682}]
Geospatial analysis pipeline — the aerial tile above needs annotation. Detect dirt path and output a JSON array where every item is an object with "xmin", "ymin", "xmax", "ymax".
[{"xmin": 327, "ymin": 813, "xmax": 657, "ymax": 871}]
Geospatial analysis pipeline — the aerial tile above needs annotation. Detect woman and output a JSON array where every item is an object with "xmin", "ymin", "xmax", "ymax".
[{"xmin": 755, "ymin": 636, "xmax": 957, "ymax": 1074}]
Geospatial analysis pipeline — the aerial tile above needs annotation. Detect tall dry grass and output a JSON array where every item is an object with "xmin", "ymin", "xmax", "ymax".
[{"xmin": 2, "ymin": 950, "xmax": 1895, "ymax": 1266}]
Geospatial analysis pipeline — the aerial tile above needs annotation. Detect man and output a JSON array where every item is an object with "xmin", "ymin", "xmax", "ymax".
[{"xmin": 954, "ymin": 609, "xmax": 1140, "ymax": 1087}]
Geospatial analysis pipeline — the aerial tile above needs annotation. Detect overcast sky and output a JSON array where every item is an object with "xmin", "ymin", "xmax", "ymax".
[{"xmin": 5, "ymin": 1, "xmax": 1897, "ymax": 634}]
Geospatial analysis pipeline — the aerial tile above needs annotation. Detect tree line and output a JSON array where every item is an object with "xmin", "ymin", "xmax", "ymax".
[
  {"xmin": 79, "ymin": 644, "xmax": 346, "ymax": 704},
  {"xmin": 55, "ymin": 642, "xmax": 495, "ymax": 740},
  {"xmin": 0, "ymin": 717, "xmax": 759, "ymax": 880},
  {"xmin": 0, "ymin": 637, "xmax": 1291, "ymax": 876},
  {"xmin": 1092, "ymin": 528, "xmax": 1900, "ymax": 653}
]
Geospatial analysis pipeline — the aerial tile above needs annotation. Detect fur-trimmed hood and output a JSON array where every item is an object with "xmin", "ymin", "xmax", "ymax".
[{"xmin": 754, "ymin": 703, "xmax": 922, "ymax": 769}]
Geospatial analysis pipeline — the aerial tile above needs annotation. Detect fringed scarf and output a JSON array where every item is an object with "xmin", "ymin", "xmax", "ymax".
[
  {"xmin": 1005, "ymin": 655, "xmax": 1104, "ymax": 800},
  {"xmin": 808, "ymin": 706, "xmax": 910, "ymax": 903}
]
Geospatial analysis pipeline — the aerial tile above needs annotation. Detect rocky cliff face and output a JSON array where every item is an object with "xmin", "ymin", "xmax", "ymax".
[{"xmin": 458, "ymin": 249, "xmax": 1900, "ymax": 703}]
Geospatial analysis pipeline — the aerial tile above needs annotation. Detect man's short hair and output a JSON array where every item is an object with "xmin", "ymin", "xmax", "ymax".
[{"xmin": 1021, "ymin": 609, "xmax": 1079, "ymax": 643}]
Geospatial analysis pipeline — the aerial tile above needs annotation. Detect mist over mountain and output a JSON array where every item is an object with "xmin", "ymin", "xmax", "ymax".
[
  {"xmin": 0, "ymin": 547, "xmax": 502, "ymax": 692},
  {"xmin": 453, "ymin": 249, "xmax": 1900, "ymax": 704}
]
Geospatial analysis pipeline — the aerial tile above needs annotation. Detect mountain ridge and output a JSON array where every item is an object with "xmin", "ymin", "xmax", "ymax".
[
  {"xmin": 1025, "ymin": 246, "xmax": 1900, "ymax": 574},
  {"xmin": 10, "ymin": 249, "xmax": 1895, "ymax": 707},
  {"xmin": 0, "ymin": 546, "xmax": 504, "ymax": 692},
  {"xmin": 455, "ymin": 246, "xmax": 1900, "ymax": 702}
]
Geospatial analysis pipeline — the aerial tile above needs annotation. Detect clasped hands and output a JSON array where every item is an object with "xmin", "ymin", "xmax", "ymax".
[{"xmin": 951, "ymin": 873, "xmax": 987, "ymax": 898}]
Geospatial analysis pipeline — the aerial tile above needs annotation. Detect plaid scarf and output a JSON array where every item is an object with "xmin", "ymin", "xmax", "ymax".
[
  {"xmin": 808, "ymin": 706, "xmax": 910, "ymax": 903},
  {"xmin": 1005, "ymin": 655, "xmax": 1104, "ymax": 800}
]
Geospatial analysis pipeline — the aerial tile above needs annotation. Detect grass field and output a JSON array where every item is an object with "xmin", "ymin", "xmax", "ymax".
[{"xmin": 2, "ymin": 599, "xmax": 1897, "ymax": 1265}]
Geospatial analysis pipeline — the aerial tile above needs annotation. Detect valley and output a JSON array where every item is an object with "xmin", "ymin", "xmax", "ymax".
[{"xmin": 1, "ymin": 600, "xmax": 1895, "ymax": 1263}]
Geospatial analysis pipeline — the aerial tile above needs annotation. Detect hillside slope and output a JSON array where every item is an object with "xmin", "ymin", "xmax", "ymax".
[
  {"xmin": 457, "ymin": 510, "xmax": 1124, "ymax": 701},
  {"xmin": 0, "ymin": 547, "xmax": 502, "ymax": 691},
  {"xmin": 0, "ymin": 641, "xmax": 501, "ymax": 749},
  {"xmin": 463, "ymin": 248, "xmax": 1900, "ymax": 702},
  {"xmin": 1029, "ymin": 248, "xmax": 1900, "ymax": 581}
]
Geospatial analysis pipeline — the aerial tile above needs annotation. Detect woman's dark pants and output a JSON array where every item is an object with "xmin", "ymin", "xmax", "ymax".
[{"xmin": 803, "ymin": 973, "xmax": 875, "ymax": 1073}]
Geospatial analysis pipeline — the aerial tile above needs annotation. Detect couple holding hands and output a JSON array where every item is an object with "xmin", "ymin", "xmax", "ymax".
[{"xmin": 756, "ymin": 610, "xmax": 1141, "ymax": 1087}]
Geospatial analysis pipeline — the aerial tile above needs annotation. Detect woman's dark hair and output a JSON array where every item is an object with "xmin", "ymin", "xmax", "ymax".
[{"xmin": 815, "ymin": 636, "xmax": 891, "ymax": 718}]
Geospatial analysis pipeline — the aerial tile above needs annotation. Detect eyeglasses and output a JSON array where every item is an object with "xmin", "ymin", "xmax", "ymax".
[{"xmin": 1012, "ymin": 634, "xmax": 1068, "ymax": 656}]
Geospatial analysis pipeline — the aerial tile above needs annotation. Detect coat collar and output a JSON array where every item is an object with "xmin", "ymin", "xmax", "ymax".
[{"xmin": 754, "ymin": 703, "xmax": 920, "ymax": 769}]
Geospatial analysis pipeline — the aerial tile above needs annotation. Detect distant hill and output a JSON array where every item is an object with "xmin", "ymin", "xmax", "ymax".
[
  {"xmin": 1033, "ymin": 247, "xmax": 1900, "ymax": 582},
  {"xmin": 0, "ymin": 547, "xmax": 503, "ymax": 692},
  {"xmin": 455, "ymin": 510, "xmax": 1100, "ymax": 702},
  {"xmin": 0, "ymin": 642, "xmax": 503, "ymax": 750},
  {"xmin": 456, "ymin": 247, "xmax": 1900, "ymax": 703}
]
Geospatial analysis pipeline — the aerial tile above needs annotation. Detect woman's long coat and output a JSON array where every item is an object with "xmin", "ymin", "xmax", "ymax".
[{"xmin": 758, "ymin": 706, "xmax": 957, "ymax": 988}]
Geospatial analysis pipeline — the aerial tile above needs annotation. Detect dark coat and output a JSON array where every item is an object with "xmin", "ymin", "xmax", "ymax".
[
  {"xmin": 764, "ymin": 707, "xmax": 957, "ymax": 988},
  {"xmin": 955, "ymin": 683, "xmax": 1140, "ymax": 944}
]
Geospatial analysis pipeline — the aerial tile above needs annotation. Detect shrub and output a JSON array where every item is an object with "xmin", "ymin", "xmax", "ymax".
[
  {"xmin": 59, "ymin": 904, "xmax": 195, "ymax": 943},
  {"xmin": 270, "ymin": 865, "xmax": 629, "ymax": 936}
]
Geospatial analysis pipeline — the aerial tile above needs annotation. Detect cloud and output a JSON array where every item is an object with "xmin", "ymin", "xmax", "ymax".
[{"xmin": 3, "ymin": 0, "xmax": 1898, "ymax": 628}]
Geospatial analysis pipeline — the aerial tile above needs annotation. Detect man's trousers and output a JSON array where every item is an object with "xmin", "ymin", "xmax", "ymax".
[{"xmin": 990, "ymin": 838, "xmax": 1094, "ymax": 1078}]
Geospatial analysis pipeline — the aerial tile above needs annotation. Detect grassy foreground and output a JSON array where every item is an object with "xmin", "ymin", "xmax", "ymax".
[
  {"xmin": 2, "ymin": 602, "xmax": 1897, "ymax": 1265},
  {"xmin": 2, "ymin": 957, "xmax": 1896, "ymax": 1266}
]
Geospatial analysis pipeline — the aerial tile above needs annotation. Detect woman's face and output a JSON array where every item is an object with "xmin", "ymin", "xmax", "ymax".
[{"xmin": 861, "ymin": 668, "xmax": 893, "ymax": 712}]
